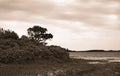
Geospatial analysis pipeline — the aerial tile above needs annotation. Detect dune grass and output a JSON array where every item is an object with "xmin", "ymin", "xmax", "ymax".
[
  {"xmin": 0, "ymin": 59, "xmax": 119, "ymax": 76},
  {"xmin": 0, "ymin": 59, "xmax": 93, "ymax": 76}
]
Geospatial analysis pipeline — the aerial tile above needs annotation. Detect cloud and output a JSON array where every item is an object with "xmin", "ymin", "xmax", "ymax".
[
  {"xmin": 0, "ymin": 0, "xmax": 119, "ymax": 29},
  {"xmin": 0, "ymin": 0, "xmax": 119, "ymax": 32},
  {"xmin": 0, "ymin": 0, "xmax": 56, "ymax": 20},
  {"xmin": 0, "ymin": 0, "xmax": 120, "ymax": 32},
  {"xmin": 0, "ymin": 0, "xmax": 120, "ymax": 50}
]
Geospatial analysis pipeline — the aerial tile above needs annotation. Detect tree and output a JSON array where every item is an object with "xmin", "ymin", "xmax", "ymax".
[{"xmin": 27, "ymin": 26, "xmax": 53, "ymax": 44}]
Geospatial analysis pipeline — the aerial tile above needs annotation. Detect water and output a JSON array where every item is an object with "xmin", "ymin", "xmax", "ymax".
[{"xmin": 69, "ymin": 52, "xmax": 120, "ymax": 63}]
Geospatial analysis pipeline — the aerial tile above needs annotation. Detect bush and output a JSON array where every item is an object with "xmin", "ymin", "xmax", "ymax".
[
  {"xmin": 48, "ymin": 45, "xmax": 70, "ymax": 60},
  {"xmin": 0, "ymin": 28, "xmax": 19, "ymax": 40},
  {"xmin": 0, "ymin": 49, "xmax": 34, "ymax": 63},
  {"xmin": 0, "ymin": 28, "xmax": 70, "ymax": 63}
]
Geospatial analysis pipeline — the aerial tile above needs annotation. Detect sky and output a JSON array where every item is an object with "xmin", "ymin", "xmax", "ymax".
[{"xmin": 0, "ymin": 0, "xmax": 120, "ymax": 51}]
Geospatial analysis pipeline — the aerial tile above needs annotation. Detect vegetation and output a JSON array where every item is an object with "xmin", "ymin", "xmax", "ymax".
[
  {"xmin": 0, "ymin": 26, "xmax": 120, "ymax": 76},
  {"xmin": 0, "ymin": 28, "xmax": 19, "ymax": 40},
  {"xmin": 27, "ymin": 26, "xmax": 53, "ymax": 45},
  {"xmin": 0, "ymin": 26, "xmax": 69, "ymax": 63}
]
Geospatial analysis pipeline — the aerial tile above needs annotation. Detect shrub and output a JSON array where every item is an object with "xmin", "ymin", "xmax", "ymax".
[
  {"xmin": 48, "ymin": 45, "xmax": 70, "ymax": 60},
  {"xmin": 0, "ymin": 28, "xmax": 70, "ymax": 63},
  {"xmin": 0, "ymin": 38, "xmax": 70, "ymax": 63}
]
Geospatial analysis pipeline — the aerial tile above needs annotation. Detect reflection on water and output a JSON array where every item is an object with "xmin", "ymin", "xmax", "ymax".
[{"xmin": 69, "ymin": 52, "xmax": 120, "ymax": 63}]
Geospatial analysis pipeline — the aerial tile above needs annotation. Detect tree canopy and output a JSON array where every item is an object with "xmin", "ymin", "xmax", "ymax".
[{"xmin": 27, "ymin": 26, "xmax": 53, "ymax": 44}]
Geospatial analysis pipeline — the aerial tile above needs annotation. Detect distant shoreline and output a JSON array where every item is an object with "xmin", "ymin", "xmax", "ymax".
[{"xmin": 69, "ymin": 50, "xmax": 120, "ymax": 52}]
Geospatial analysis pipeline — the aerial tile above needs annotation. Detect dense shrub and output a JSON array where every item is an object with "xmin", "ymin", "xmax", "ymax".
[
  {"xmin": 48, "ymin": 45, "xmax": 70, "ymax": 60},
  {"xmin": 0, "ymin": 38, "xmax": 70, "ymax": 63},
  {"xmin": 0, "ymin": 28, "xmax": 70, "ymax": 63},
  {"xmin": 0, "ymin": 28, "xmax": 19, "ymax": 39},
  {"xmin": 0, "ymin": 49, "xmax": 34, "ymax": 63}
]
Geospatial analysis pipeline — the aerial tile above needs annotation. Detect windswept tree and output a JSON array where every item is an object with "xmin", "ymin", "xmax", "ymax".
[{"xmin": 27, "ymin": 26, "xmax": 53, "ymax": 44}]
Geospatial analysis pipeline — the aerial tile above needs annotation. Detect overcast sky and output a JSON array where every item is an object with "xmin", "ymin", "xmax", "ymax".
[{"xmin": 0, "ymin": 0, "xmax": 120, "ymax": 51}]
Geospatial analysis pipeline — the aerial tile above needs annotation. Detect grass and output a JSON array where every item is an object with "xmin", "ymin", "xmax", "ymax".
[
  {"xmin": 0, "ymin": 59, "xmax": 120, "ymax": 76},
  {"xmin": 0, "ymin": 59, "xmax": 93, "ymax": 76}
]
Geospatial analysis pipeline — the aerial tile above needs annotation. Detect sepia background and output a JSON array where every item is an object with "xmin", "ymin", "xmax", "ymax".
[{"xmin": 0, "ymin": 0, "xmax": 120, "ymax": 50}]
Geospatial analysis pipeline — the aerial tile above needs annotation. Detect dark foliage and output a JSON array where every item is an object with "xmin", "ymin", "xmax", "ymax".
[
  {"xmin": 27, "ymin": 26, "xmax": 53, "ymax": 44},
  {"xmin": 0, "ymin": 27, "xmax": 70, "ymax": 63},
  {"xmin": 0, "ymin": 28, "xmax": 19, "ymax": 39}
]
